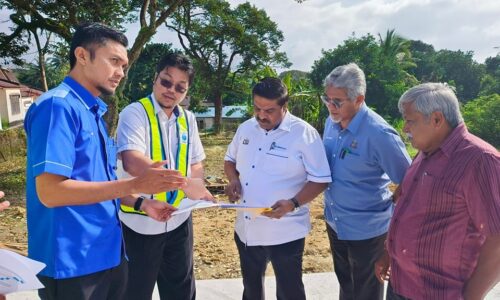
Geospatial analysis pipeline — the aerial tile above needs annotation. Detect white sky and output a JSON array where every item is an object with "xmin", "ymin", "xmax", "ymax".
[{"xmin": 2, "ymin": 0, "xmax": 500, "ymax": 72}]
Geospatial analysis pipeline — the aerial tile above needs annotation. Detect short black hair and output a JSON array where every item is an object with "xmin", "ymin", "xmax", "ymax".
[
  {"xmin": 156, "ymin": 53, "xmax": 195, "ymax": 85},
  {"xmin": 252, "ymin": 77, "xmax": 288, "ymax": 106},
  {"xmin": 69, "ymin": 22, "xmax": 128, "ymax": 70}
]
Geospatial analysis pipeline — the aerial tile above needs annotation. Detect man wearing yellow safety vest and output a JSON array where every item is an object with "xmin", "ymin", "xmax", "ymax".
[{"xmin": 116, "ymin": 53, "xmax": 213, "ymax": 300}]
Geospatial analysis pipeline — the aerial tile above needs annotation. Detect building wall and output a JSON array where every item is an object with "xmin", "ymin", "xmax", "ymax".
[
  {"xmin": 0, "ymin": 89, "xmax": 8, "ymax": 122},
  {"xmin": 4, "ymin": 88, "xmax": 24, "ymax": 124},
  {"xmin": 21, "ymin": 97, "xmax": 34, "ymax": 118},
  {"xmin": 0, "ymin": 88, "xmax": 24, "ymax": 124}
]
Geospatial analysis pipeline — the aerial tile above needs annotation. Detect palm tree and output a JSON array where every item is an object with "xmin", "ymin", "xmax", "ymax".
[{"xmin": 378, "ymin": 29, "xmax": 416, "ymax": 69}]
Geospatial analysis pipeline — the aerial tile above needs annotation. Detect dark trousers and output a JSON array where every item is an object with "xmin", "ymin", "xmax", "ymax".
[
  {"xmin": 386, "ymin": 282, "xmax": 411, "ymax": 300},
  {"xmin": 326, "ymin": 224, "xmax": 386, "ymax": 300},
  {"xmin": 235, "ymin": 232, "xmax": 306, "ymax": 300},
  {"xmin": 122, "ymin": 217, "xmax": 195, "ymax": 300},
  {"xmin": 38, "ymin": 256, "xmax": 127, "ymax": 300}
]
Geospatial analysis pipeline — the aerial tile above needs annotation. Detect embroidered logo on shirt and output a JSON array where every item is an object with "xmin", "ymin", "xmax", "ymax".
[
  {"xmin": 243, "ymin": 138, "xmax": 249, "ymax": 145},
  {"xmin": 181, "ymin": 132, "xmax": 188, "ymax": 144},
  {"xmin": 350, "ymin": 139, "xmax": 358, "ymax": 149},
  {"xmin": 269, "ymin": 141, "xmax": 287, "ymax": 151}
]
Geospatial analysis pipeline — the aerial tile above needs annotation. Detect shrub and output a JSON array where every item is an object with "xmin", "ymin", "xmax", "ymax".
[{"xmin": 462, "ymin": 94, "xmax": 500, "ymax": 148}]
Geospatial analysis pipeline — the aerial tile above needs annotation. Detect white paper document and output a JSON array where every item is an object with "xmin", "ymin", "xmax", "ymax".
[
  {"xmin": 0, "ymin": 249, "xmax": 45, "ymax": 294},
  {"xmin": 172, "ymin": 199, "xmax": 272, "ymax": 215}
]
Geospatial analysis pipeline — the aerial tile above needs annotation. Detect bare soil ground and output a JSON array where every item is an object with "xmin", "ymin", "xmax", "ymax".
[{"xmin": 0, "ymin": 135, "xmax": 334, "ymax": 279}]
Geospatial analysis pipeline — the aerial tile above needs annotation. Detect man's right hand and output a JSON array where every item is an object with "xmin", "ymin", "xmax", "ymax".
[
  {"xmin": 225, "ymin": 179, "xmax": 242, "ymax": 203},
  {"xmin": 131, "ymin": 161, "xmax": 187, "ymax": 195},
  {"xmin": 374, "ymin": 249, "xmax": 391, "ymax": 283}
]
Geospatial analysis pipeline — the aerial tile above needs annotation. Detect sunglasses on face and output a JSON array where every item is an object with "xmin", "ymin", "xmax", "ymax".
[
  {"xmin": 157, "ymin": 77, "xmax": 187, "ymax": 94},
  {"xmin": 321, "ymin": 95, "xmax": 346, "ymax": 109}
]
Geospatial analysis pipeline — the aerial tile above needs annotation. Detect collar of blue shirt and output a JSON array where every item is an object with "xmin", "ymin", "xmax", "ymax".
[{"xmin": 63, "ymin": 76, "xmax": 108, "ymax": 116}]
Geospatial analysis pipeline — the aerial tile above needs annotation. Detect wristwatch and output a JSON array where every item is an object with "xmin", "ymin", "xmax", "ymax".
[
  {"xmin": 289, "ymin": 197, "xmax": 300, "ymax": 211},
  {"xmin": 134, "ymin": 196, "xmax": 146, "ymax": 211}
]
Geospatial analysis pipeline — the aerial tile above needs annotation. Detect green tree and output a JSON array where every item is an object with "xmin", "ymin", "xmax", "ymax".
[
  {"xmin": 310, "ymin": 33, "xmax": 417, "ymax": 120},
  {"xmin": 462, "ymin": 94, "xmax": 500, "ymax": 147},
  {"xmin": 433, "ymin": 50, "xmax": 484, "ymax": 102},
  {"xmin": 378, "ymin": 29, "xmax": 415, "ymax": 70},
  {"xmin": 479, "ymin": 55, "xmax": 500, "ymax": 96},
  {"xmin": 166, "ymin": 0, "xmax": 290, "ymax": 133},
  {"xmin": 281, "ymin": 72, "xmax": 326, "ymax": 132},
  {"xmin": 0, "ymin": 0, "xmax": 187, "ymax": 132},
  {"xmin": 407, "ymin": 40, "xmax": 439, "ymax": 82},
  {"xmin": 16, "ymin": 47, "xmax": 69, "ymax": 91},
  {"xmin": 122, "ymin": 43, "xmax": 174, "ymax": 108}
]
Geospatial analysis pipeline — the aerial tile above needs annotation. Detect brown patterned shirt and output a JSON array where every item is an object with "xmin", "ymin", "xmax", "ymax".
[{"xmin": 387, "ymin": 123, "xmax": 500, "ymax": 299}]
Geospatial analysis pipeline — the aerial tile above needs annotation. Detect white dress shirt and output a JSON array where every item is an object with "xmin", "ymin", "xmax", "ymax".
[
  {"xmin": 116, "ymin": 94, "xmax": 205, "ymax": 234},
  {"xmin": 225, "ymin": 112, "xmax": 331, "ymax": 246}
]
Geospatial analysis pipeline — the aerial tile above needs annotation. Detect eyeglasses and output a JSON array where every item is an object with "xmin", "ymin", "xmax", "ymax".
[
  {"xmin": 321, "ymin": 95, "xmax": 346, "ymax": 109},
  {"xmin": 157, "ymin": 78, "xmax": 187, "ymax": 94}
]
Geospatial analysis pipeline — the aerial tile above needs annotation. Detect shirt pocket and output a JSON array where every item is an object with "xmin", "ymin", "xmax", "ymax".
[{"xmin": 261, "ymin": 150, "xmax": 290, "ymax": 176}]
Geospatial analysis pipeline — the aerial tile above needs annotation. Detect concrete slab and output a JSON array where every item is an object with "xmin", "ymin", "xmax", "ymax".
[{"xmin": 6, "ymin": 272, "xmax": 500, "ymax": 299}]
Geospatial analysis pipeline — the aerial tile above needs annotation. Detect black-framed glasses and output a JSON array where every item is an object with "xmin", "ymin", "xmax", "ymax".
[
  {"xmin": 157, "ymin": 78, "xmax": 187, "ymax": 94},
  {"xmin": 321, "ymin": 95, "xmax": 346, "ymax": 109}
]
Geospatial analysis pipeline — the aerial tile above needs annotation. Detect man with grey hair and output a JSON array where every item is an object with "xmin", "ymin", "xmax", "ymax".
[
  {"xmin": 322, "ymin": 63, "xmax": 411, "ymax": 300},
  {"xmin": 375, "ymin": 82, "xmax": 500, "ymax": 299}
]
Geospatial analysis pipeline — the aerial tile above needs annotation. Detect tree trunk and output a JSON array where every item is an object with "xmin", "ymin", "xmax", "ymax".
[
  {"xmin": 32, "ymin": 30, "xmax": 49, "ymax": 91},
  {"xmin": 214, "ymin": 92, "xmax": 223, "ymax": 134}
]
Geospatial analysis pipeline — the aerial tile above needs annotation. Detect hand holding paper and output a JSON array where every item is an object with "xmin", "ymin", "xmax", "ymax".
[{"xmin": 260, "ymin": 199, "xmax": 294, "ymax": 219}]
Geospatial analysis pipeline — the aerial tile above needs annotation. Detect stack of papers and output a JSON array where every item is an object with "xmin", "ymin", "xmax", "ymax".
[{"xmin": 0, "ymin": 249, "xmax": 45, "ymax": 294}]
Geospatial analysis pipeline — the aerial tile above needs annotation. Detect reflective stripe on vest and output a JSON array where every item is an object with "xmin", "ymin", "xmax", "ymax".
[{"xmin": 120, "ymin": 97, "xmax": 190, "ymax": 215}]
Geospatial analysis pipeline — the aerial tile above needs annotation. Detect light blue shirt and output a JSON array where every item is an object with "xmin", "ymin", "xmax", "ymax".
[
  {"xmin": 24, "ymin": 76, "xmax": 122, "ymax": 279},
  {"xmin": 323, "ymin": 103, "xmax": 411, "ymax": 240}
]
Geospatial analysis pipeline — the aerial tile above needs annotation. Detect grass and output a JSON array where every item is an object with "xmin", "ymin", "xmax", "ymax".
[{"xmin": 0, "ymin": 156, "xmax": 26, "ymax": 205}]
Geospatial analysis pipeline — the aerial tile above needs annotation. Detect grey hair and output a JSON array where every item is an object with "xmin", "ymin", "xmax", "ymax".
[
  {"xmin": 398, "ymin": 82, "xmax": 464, "ymax": 128},
  {"xmin": 323, "ymin": 63, "xmax": 366, "ymax": 101}
]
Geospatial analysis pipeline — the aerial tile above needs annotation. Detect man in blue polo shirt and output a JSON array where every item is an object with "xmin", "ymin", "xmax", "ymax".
[
  {"xmin": 24, "ymin": 23, "xmax": 187, "ymax": 300},
  {"xmin": 322, "ymin": 63, "xmax": 411, "ymax": 300}
]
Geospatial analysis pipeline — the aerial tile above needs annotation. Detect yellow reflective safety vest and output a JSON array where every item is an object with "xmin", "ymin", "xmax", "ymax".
[{"xmin": 121, "ymin": 96, "xmax": 189, "ymax": 215}]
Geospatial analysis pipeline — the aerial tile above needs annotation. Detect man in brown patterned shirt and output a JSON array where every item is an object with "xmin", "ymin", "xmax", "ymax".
[{"xmin": 375, "ymin": 83, "xmax": 500, "ymax": 299}]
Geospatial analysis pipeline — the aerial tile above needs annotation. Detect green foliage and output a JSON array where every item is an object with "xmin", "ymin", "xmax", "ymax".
[
  {"xmin": 479, "ymin": 55, "xmax": 500, "ymax": 96},
  {"xmin": 122, "ymin": 43, "xmax": 174, "ymax": 106},
  {"xmin": 462, "ymin": 94, "xmax": 500, "ymax": 147},
  {"xmin": 310, "ymin": 33, "xmax": 418, "ymax": 120},
  {"xmin": 407, "ymin": 42, "xmax": 485, "ymax": 102},
  {"xmin": 167, "ymin": 0, "xmax": 290, "ymax": 132},
  {"xmin": 390, "ymin": 118, "xmax": 418, "ymax": 158},
  {"xmin": 281, "ymin": 72, "xmax": 326, "ymax": 131},
  {"xmin": 15, "ymin": 48, "xmax": 69, "ymax": 90}
]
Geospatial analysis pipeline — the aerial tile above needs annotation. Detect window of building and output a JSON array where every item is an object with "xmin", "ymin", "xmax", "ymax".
[{"xmin": 10, "ymin": 94, "xmax": 21, "ymax": 115}]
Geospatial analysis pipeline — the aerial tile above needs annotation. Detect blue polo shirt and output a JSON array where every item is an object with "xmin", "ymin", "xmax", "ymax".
[
  {"xmin": 24, "ymin": 76, "xmax": 122, "ymax": 279},
  {"xmin": 323, "ymin": 103, "xmax": 411, "ymax": 240}
]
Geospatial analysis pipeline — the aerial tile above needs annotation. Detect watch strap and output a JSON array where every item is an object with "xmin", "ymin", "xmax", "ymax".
[{"xmin": 134, "ymin": 196, "xmax": 146, "ymax": 211}]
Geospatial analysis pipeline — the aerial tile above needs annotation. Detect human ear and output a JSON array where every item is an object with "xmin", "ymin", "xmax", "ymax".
[
  {"xmin": 74, "ymin": 47, "xmax": 88, "ymax": 66},
  {"xmin": 356, "ymin": 94, "xmax": 365, "ymax": 104},
  {"xmin": 432, "ymin": 111, "xmax": 445, "ymax": 128}
]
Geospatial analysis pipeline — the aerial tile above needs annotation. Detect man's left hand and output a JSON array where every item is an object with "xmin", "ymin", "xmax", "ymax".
[
  {"xmin": 261, "ymin": 199, "xmax": 294, "ymax": 219},
  {"xmin": 141, "ymin": 199, "xmax": 177, "ymax": 222}
]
